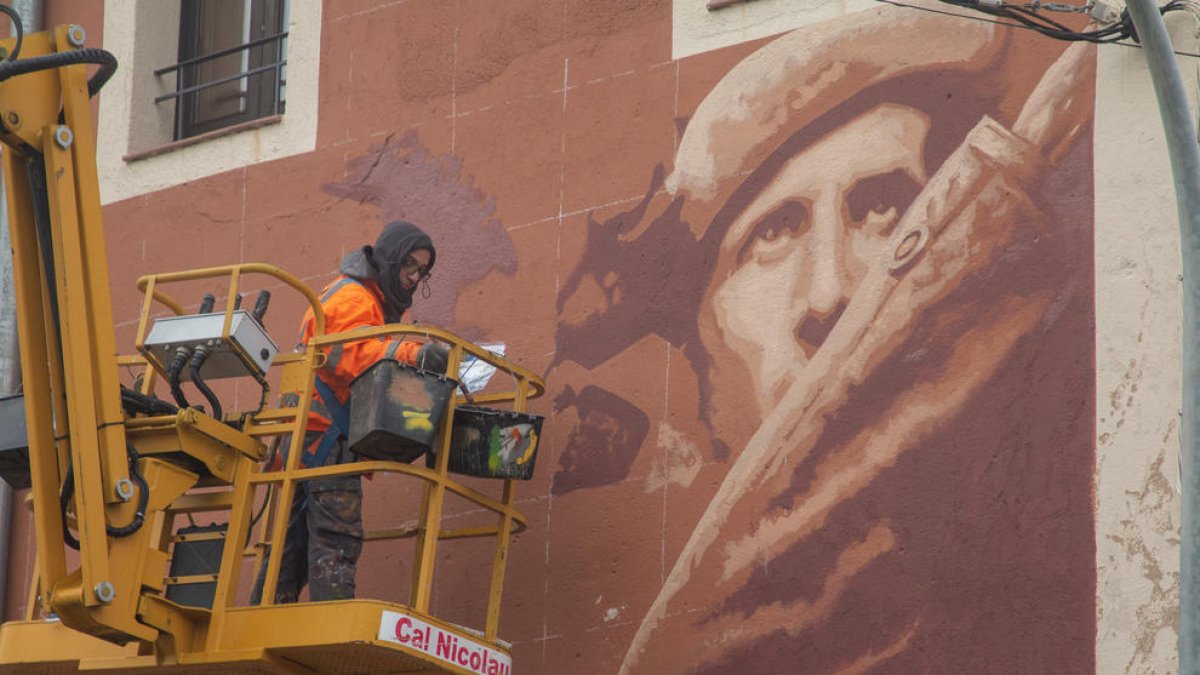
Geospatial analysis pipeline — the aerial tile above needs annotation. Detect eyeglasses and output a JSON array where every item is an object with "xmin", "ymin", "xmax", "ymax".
[{"xmin": 399, "ymin": 254, "xmax": 431, "ymax": 281}]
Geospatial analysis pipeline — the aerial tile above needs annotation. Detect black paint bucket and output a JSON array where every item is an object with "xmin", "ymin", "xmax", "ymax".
[
  {"xmin": 348, "ymin": 359, "xmax": 459, "ymax": 462},
  {"xmin": 429, "ymin": 405, "xmax": 544, "ymax": 480}
]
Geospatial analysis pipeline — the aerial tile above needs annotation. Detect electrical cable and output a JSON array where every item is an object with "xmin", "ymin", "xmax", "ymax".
[
  {"xmin": 875, "ymin": 0, "xmax": 1091, "ymax": 31},
  {"xmin": 167, "ymin": 294, "xmax": 218, "ymax": 410},
  {"xmin": 935, "ymin": 0, "xmax": 1133, "ymax": 41},
  {"xmin": 189, "ymin": 345, "xmax": 223, "ymax": 422},
  {"xmin": 245, "ymin": 290, "xmax": 274, "ymax": 423},
  {"xmin": 167, "ymin": 346, "xmax": 193, "ymax": 409},
  {"xmin": 252, "ymin": 373, "xmax": 270, "ymax": 418},
  {"xmin": 874, "ymin": 0, "xmax": 1200, "ymax": 57},
  {"xmin": 245, "ymin": 483, "xmax": 273, "ymax": 549}
]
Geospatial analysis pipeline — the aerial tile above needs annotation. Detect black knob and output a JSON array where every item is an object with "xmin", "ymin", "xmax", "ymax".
[{"xmin": 252, "ymin": 290, "xmax": 271, "ymax": 321}]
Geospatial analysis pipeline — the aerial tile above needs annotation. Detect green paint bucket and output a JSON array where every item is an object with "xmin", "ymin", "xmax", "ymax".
[
  {"xmin": 428, "ymin": 405, "xmax": 544, "ymax": 480},
  {"xmin": 348, "ymin": 359, "xmax": 459, "ymax": 463}
]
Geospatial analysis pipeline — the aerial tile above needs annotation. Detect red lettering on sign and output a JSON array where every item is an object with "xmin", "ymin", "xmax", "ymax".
[
  {"xmin": 394, "ymin": 617, "xmax": 412, "ymax": 643},
  {"xmin": 436, "ymin": 631, "xmax": 454, "ymax": 659}
]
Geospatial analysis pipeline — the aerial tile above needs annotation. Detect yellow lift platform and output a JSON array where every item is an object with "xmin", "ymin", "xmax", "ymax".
[{"xmin": 0, "ymin": 18, "xmax": 542, "ymax": 675}]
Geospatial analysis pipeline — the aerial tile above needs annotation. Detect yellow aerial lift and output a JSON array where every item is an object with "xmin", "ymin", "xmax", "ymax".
[{"xmin": 0, "ymin": 14, "xmax": 543, "ymax": 674}]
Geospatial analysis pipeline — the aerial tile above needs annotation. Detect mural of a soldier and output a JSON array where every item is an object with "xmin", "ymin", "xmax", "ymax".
[{"xmin": 552, "ymin": 6, "xmax": 1096, "ymax": 673}]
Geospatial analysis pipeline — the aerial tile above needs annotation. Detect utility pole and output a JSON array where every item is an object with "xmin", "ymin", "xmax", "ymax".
[{"xmin": 1120, "ymin": 0, "xmax": 1200, "ymax": 670}]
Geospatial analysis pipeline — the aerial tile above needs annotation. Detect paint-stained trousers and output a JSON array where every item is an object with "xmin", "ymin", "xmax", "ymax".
[{"xmin": 250, "ymin": 431, "xmax": 363, "ymax": 604}]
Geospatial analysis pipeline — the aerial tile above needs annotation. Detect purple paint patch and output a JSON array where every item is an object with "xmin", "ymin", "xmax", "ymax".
[
  {"xmin": 324, "ymin": 131, "xmax": 517, "ymax": 330},
  {"xmin": 552, "ymin": 384, "xmax": 650, "ymax": 495}
]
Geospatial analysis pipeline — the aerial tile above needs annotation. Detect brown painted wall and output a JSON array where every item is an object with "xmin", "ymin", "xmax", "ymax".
[{"xmin": 9, "ymin": 1, "xmax": 1096, "ymax": 673}]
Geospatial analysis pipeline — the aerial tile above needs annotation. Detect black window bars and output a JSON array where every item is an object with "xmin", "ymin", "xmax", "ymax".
[{"xmin": 154, "ymin": 30, "xmax": 288, "ymax": 140}]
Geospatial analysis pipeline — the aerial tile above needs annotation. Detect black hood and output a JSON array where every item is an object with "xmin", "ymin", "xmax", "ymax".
[{"xmin": 338, "ymin": 220, "xmax": 435, "ymax": 322}]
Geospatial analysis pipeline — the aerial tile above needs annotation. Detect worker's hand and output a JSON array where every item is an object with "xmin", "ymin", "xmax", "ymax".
[{"xmin": 416, "ymin": 342, "xmax": 450, "ymax": 374}]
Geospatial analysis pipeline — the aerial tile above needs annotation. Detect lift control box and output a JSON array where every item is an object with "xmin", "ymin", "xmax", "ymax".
[{"xmin": 142, "ymin": 311, "xmax": 278, "ymax": 380}]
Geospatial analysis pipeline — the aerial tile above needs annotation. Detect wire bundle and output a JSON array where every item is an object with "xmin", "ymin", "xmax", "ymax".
[
  {"xmin": 877, "ymin": 0, "xmax": 1200, "ymax": 56},
  {"xmin": 936, "ymin": 0, "xmax": 1131, "ymax": 41}
]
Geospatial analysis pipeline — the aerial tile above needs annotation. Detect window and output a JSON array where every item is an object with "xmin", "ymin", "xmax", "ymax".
[
  {"xmin": 97, "ymin": 0, "xmax": 320, "ymax": 203},
  {"xmin": 159, "ymin": 0, "xmax": 288, "ymax": 141}
]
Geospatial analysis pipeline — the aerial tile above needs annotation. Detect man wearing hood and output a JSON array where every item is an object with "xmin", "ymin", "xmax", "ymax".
[{"xmin": 252, "ymin": 220, "xmax": 447, "ymax": 604}]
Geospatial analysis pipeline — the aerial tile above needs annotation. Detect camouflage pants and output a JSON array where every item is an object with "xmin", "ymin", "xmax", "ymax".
[{"xmin": 251, "ymin": 431, "xmax": 363, "ymax": 603}]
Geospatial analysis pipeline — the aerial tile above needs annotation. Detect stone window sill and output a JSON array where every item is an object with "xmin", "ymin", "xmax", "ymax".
[{"xmin": 123, "ymin": 114, "xmax": 283, "ymax": 163}]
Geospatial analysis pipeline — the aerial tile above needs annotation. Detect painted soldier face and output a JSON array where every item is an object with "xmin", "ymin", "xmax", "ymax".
[{"xmin": 701, "ymin": 104, "xmax": 930, "ymax": 413}]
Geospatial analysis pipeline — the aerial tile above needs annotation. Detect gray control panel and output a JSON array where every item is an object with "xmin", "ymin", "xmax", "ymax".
[{"xmin": 143, "ymin": 311, "xmax": 278, "ymax": 380}]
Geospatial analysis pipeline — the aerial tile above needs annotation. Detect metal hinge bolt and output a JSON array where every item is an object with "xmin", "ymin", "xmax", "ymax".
[
  {"xmin": 115, "ymin": 478, "xmax": 135, "ymax": 501},
  {"xmin": 66, "ymin": 25, "xmax": 86, "ymax": 48},
  {"xmin": 53, "ymin": 126, "xmax": 73, "ymax": 149},
  {"xmin": 94, "ymin": 581, "xmax": 115, "ymax": 604}
]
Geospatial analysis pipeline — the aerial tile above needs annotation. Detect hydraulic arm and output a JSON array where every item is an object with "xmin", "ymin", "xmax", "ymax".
[{"xmin": 0, "ymin": 18, "xmax": 136, "ymax": 639}]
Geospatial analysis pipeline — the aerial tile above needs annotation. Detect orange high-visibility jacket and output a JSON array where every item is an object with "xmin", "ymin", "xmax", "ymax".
[{"xmin": 300, "ymin": 275, "xmax": 422, "ymax": 436}]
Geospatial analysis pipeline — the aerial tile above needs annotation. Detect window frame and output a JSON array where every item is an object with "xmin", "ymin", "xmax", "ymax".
[{"xmin": 172, "ymin": 0, "xmax": 287, "ymax": 141}]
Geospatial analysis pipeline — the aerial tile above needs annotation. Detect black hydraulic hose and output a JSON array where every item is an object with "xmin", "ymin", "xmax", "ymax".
[
  {"xmin": 167, "ymin": 294, "xmax": 217, "ymax": 409},
  {"xmin": 25, "ymin": 156, "xmax": 61, "ymax": 348},
  {"xmin": 22, "ymin": 154, "xmax": 74, "ymax": 437},
  {"xmin": 119, "ymin": 385, "xmax": 179, "ymax": 417},
  {"xmin": 0, "ymin": 5, "xmax": 24, "ymax": 61},
  {"xmin": 59, "ymin": 459, "xmax": 79, "ymax": 550},
  {"xmin": 167, "ymin": 346, "xmax": 192, "ymax": 409},
  {"xmin": 0, "ymin": 48, "xmax": 117, "ymax": 97},
  {"xmin": 86, "ymin": 50, "xmax": 117, "ymax": 97},
  {"xmin": 60, "ymin": 444, "xmax": 149, "ymax": 550},
  {"xmin": 189, "ymin": 345, "xmax": 223, "ymax": 421},
  {"xmin": 105, "ymin": 445, "xmax": 149, "ymax": 538}
]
